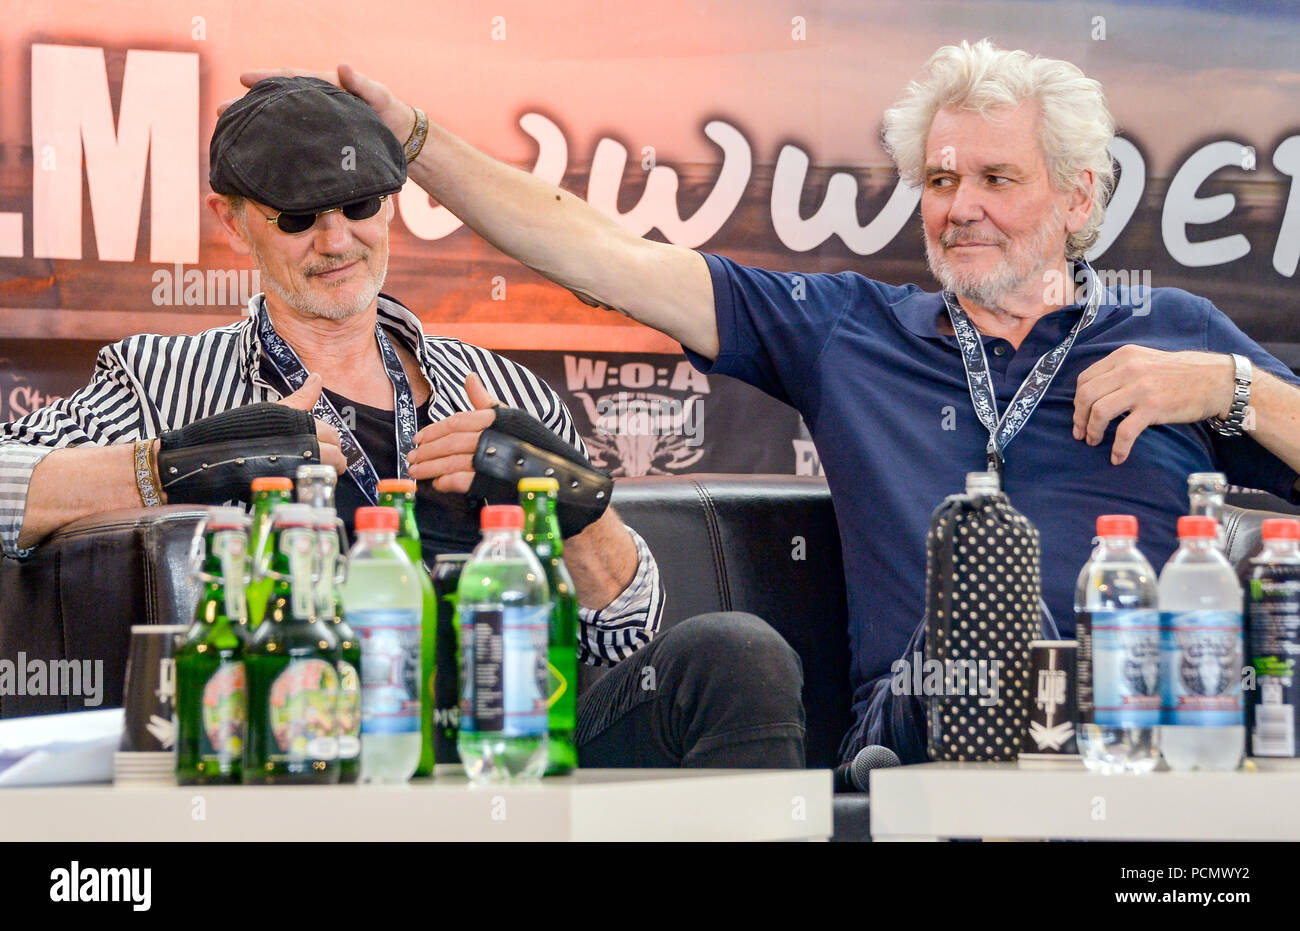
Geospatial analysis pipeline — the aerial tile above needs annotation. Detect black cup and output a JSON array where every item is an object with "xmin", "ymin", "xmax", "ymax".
[{"xmin": 118, "ymin": 625, "xmax": 188, "ymax": 753}]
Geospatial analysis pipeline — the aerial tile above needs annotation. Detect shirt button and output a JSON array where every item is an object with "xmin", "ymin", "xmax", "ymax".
[{"xmin": 992, "ymin": 345, "xmax": 1007, "ymax": 356}]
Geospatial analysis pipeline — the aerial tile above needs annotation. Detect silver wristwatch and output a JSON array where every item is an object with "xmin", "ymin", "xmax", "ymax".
[{"xmin": 1208, "ymin": 353, "xmax": 1252, "ymax": 437}]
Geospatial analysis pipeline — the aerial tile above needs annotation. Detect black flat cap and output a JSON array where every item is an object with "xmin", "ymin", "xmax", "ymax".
[{"xmin": 210, "ymin": 76, "xmax": 406, "ymax": 212}]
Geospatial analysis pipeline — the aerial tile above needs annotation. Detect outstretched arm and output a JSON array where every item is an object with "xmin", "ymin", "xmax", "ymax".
[{"xmin": 232, "ymin": 65, "xmax": 720, "ymax": 360}]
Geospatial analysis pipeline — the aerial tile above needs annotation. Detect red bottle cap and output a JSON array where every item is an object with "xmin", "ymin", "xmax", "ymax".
[
  {"xmin": 1178, "ymin": 515, "xmax": 1219, "ymax": 539},
  {"xmin": 1262, "ymin": 518, "xmax": 1300, "ymax": 541},
  {"xmin": 251, "ymin": 476, "xmax": 293, "ymax": 493},
  {"xmin": 480, "ymin": 505, "xmax": 524, "ymax": 530},
  {"xmin": 377, "ymin": 478, "xmax": 417, "ymax": 494},
  {"xmin": 355, "ymin": 506, "xmax": 399, "ymax": 533},
  {"xmin": 1096, "ymin": 514, "xmax": 1138, "ymax": 537}
]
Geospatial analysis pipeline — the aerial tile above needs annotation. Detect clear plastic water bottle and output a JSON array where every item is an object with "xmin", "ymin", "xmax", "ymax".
[
  {"xmin": 339, "ymin": 506, "xmax": 423, "ymax": 783},
  {"xmin": 1074, "ymin": 515, "xmax": 1161, "ymax": 773},
  {"xmin": 1159, "ymin": 515, "xmax": 1245, "ymax": 771},
  {"xmin": 1188, "ymin": 472, "xmax": 1228, "ymax": 551},
  {"xmin": 457, "ymin": 505, "xmax": 550, "ymax": 784}
]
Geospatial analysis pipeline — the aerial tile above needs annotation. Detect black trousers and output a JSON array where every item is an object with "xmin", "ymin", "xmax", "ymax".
[{"xmin": 573, "ymin": 612, "xmax": 806, "ymax": 768}]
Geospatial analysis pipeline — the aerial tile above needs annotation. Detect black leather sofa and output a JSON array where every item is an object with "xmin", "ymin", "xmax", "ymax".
[{"xmin": 1, "ymin": 474, "xmax": 1293, "ymax": 840}]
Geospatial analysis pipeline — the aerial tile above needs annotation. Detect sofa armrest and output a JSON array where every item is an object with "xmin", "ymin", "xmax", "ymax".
[{"xmin": 0, "ymin": 505, "xmax": 206, "ymax": 716}]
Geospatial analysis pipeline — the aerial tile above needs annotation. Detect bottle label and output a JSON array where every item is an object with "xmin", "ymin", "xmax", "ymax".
[
  {"xmin": 460, "ymin": 605, "xmax": 549, "ymax": 737},
  {"xmin": 269, "ymin": 659, "xmax": 339, "ymax": 761},
  {"xmin": 337, "ymin": 660, "xmax": 361, "ymax": 758},
  {"xmin": 1160, "ymin": 610, "xmax": 1244, "ymax": 726},
  {"xmin": 1248, "ymin": 578, "xmax": 1300, "ymax": 756},
  {"xmin": 200, "ymin": 660, "xmax": 246, "ymax": 762},
  {"xmin": 1079, "ymin": 610, "xmax": 1161, "ymax": 728},
  {"xmin": 353, "ymin": 609, "xmax": 421, "ymax": 735},
  {"xmin": 214, "ymin": 531, "xmax": 248, "ymax": 621}
]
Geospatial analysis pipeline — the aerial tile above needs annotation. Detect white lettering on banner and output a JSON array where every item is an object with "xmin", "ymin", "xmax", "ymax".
[
  {"xmin": 1162, "ymin": 140, "xmax": 1253, "ymax": 267},
  {"xmin": 1272, "ymin": 136, "xmax": 1300, "ymax": 277},
  {"xmin": 793, "ymin": 439, "xmax": 824, "ymax": 476},
  {"xmin": 566, "ymin": 355, "xmax": 710, "ymax": 476},
  {"xmin": 770, "ymin": 144, "xmax": 919, "ymax": 253},
  {"xmin": 4, "ymin": 44, "xmax": 1299, "ymax": 278},
  {"xmin": 1086, "ymin": 137, "xmax": 1145, "ymax": 260},
  {"xmin": 31, "ymin": 44, "xmax": 199, "ymax": 263},
  {"xmin": 586, "ymin": 121, "xmax": 751, "ymax": 248}
]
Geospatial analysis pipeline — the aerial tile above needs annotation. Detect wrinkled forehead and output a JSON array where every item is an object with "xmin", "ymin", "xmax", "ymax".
[{"xmin": 923, "ymin": 102, "xmax": 1046, "ymax": 175}]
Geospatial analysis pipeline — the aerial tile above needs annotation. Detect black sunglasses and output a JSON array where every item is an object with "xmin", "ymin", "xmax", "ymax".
[{"xmin": 256, "ymin": 194, "xmax": 389, "ymax": 235}]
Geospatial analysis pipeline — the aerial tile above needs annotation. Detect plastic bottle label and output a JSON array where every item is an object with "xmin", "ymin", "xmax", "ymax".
[
  {"xmin": 269, "ymin": 658, "xmax": 339, "ymax": 761},
  {"xmin": 1248, "ymin": 578, "xmax": 1300, "ymax": 756},
  {"xmin": 1079, "ymin": 609, "xmax": 1161, "ymax": 727},
  {"xmin": 200, "ymin": 660, "xmax": 246, "ymax": 762},
  {"xmin": 460, "ymin": 605, "xmax": 549, "ymax": 737},
  {"xmin": 1160, "ymin": 610, "xmax": 1244, "ymax": 726},
  {"xmin": 352, "ymin": 609, "xmax": 421, "ymax": 735},
  {"xmin": 337, "ymin": 660, "xmax": 361, "ymax": 758}
]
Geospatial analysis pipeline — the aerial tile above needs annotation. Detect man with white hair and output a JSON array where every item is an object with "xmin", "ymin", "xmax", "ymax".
[{"xmin": 248, "ymin": 39, "xmax": 1300, "ymax": 762}]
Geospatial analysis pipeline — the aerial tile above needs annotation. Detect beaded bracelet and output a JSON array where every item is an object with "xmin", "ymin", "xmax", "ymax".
[
  {"xmin": 133, "ymin": 439, "xmax": 162, "ymax": 508},
  {"xmin": 403, "ymin": 106, "xmax": 429, "ymax": 164}
]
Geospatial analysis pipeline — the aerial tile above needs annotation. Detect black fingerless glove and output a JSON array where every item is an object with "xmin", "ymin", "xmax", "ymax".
[
  {"xmin": 467, "ymin": 406, "xmax": 611, "ymax": 538},
  {"xmin": 156, "ymin": 402, "xmax": 321, "ymax": 504}
]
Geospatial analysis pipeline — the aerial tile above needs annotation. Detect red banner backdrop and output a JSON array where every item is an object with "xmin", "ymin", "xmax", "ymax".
[{"xmin": 1, "ymin": 0, "xmax": 1297, "ymax": 476}]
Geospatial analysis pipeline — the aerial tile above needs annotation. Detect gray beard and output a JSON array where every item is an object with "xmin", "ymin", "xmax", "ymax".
[
  {"xmin": 252, "ymin": 243, "xmax": 388, "ymax": 322},
  {"xmin": 924, "ymin": 209, "xmax": 1063, "ymax": 312}
]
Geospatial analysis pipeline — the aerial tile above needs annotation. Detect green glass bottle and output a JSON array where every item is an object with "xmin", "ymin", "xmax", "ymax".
[
  {"xmin": 176, "ymin": 507, "xmax": 250, "ymax": 785},
  {"xmin": 246, "ymin": 477, "xmax": 294, "ymax": 631},
  {"xmin": 244, "ymin": 503, "xmax": 341, "ymax": 785},
  {"xmin": 377, "ymin": 478, "xmax": 439, "ymax": 777},
  {"xmin": 519, "ymin": 478, "xmax": 579, "ymax": 775},
  {"xmin": 312, "ymin": 506, "xmax": 361, "ymax": 784}
]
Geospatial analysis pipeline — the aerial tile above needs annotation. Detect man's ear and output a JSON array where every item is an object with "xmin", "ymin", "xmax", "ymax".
[
  {"xmin": 206, "ymin": 193, "xmax": 253, "ymax": 257},
  {"xmin": 1064, "ymin": 168, "xmax": 1095, "ymax": 235}
]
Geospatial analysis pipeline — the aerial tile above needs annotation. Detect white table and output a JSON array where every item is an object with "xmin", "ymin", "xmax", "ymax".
[
  {"xmin": 870, "ymin": 760, "xmax": 1300, "ymax": 841},
  {"xmin": 0, "ymin": 768, "xmax": 833, "ymax": 842}
]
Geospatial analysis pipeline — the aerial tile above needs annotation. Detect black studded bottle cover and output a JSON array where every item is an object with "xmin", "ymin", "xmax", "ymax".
[{"xmin": 924, "ymin": 473, "xmax": 1042, "ymax": 762}]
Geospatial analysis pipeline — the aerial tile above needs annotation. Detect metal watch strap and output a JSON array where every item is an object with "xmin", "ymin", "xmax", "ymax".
[{"xmin": 1208, "ymin": 353, "xmax": 1252, "ymax": 437}]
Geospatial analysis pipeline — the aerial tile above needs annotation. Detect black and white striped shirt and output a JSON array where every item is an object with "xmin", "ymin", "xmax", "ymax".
[{"xmin": 0, "ymin": 294, "xmax": 663, "ymax": 667}]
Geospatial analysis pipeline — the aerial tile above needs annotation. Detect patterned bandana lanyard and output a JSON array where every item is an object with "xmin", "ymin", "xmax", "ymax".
[
  {"xmin": 942, "ymin": 260, "xmax": 1102, "ymax": 481},
  {"xmin": 256, "ymin": 299, "xmax": 418, "ymax": 505}
]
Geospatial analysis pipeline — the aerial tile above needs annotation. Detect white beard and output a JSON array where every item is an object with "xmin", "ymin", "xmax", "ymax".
[{"xmin": 925, "ymin": 205, "xmax": 1064, "ymax": 311}]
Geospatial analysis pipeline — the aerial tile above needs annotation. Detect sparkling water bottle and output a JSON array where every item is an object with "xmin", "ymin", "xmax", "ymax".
[
  {"xmin": 1159, "ymin": 515, "xmax": 1245, "ymax": 771},
  {"xmin": 340, "ymin": 506, "xmax": 423, "ymax": 783},
  {"xmin": 457, "ymin": 505, "xmax": 550, "ymax": 784},
  {"xmin": 1074, "ymin": 515, "xmax": 1160, "ymax": 773}
]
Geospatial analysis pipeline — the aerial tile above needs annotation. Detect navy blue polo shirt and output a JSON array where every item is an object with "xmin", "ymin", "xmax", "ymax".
[{"xmin": 687, "ymin": 253, "xmax": 1300, "ymax": 719}]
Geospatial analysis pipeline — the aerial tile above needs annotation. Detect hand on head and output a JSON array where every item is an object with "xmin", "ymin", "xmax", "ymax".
[{"xmin": 217, "ymin": 64, "xmax": 417, "ymax": 147}]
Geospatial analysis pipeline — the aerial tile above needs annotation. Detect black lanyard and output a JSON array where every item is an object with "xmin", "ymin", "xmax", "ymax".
[
  {"xmin": 942, "ymin": 261, "xmax": 1102, "ymax": 480},
  {"xmin": 256, "ymin": 299, "xmax": 417, "ymax": 504}
]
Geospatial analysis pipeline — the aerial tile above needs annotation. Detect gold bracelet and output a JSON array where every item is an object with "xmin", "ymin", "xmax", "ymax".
[
  {"xmin": 133, "ymin": 439, "xmax": 162, "ymax": 508},
  {"xmin": 403, "ymin": 106, "xmax": 429, "ymax": 164}
]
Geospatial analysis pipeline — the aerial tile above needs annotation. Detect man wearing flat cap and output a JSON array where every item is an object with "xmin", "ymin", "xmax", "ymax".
[{"xmin": 0, "ymin": 77, "xmax": 806, "ymax": 769}]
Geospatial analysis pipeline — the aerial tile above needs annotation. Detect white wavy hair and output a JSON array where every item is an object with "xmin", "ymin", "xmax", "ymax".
[{"xmin": 882, "ymin": 39, "xmax": 1116, "ymax": 258}]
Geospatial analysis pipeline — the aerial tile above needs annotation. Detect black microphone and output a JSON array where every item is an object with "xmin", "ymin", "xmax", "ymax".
[{"xmin": 833, "ymin": 744, "xmax": 901, "ymax": 793}]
